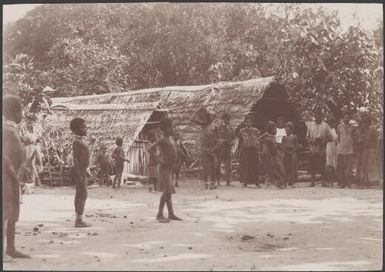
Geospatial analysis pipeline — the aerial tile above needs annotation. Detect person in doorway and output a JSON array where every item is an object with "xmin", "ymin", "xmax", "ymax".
[
  {"xmin": 112, "ymin": 138, "xmax": 130, "ymax": 189},
  {"xmin": 148, "ymin": 117, "xmax": 182, "ymax": 223},
  {"xmin": 306, "ymin": 109, "xmax": 332, "ymax": 187},
  {"xmin": 3, "ymin": 95, "xmax": 31, "ymax": 260},
  {"xmin": 336, "ymin": 112, "xmax": 355, "ymax": 188},
  {"xmin": 239, "ymin": 116, "xmax": 261, "ymax": 187},
  {"xmin": 261, "ymin": 121, "xmax": 286, "ymax": 188},
  {"xmin": 70, "ymin": 117, "xmax": 92, "ymax": 228},
  {"xmin": 282, "ymin": 122, "xmax": 299, "ymax": 187},
  {"xmin": 217, "ymin": 113, "xmax": 235, "ymax": 186},
  {"xmin": 147, "ymin": 130, "xmax": 160, "ymax": 191}
]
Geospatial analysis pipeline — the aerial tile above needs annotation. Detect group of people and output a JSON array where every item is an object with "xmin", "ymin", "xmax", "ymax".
[
  {"xmin": 194, "ymin": 106, "xmax": 382, "ymax": 190},
  {"xmin": 194, "ymin": 107, "xmax": 299, "ymax": 189}
]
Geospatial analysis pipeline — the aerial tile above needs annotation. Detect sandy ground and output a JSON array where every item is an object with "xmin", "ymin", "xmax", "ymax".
[{"xmin": 3, "ymin": 179, "xmax": 383, "ymax": 271}]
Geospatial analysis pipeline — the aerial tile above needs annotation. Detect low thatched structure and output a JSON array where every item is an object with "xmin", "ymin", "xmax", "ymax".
[{"xmin": 41, "ymin": 76, "xmax": 275, "ymax": 176}]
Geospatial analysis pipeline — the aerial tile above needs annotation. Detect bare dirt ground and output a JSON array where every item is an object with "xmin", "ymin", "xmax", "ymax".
[{"xmin": 4, "ymin": 179, "xmax": 383, "ymax": 271}]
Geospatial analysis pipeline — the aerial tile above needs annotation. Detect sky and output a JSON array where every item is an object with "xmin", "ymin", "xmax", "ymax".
[{"xmin": 2, "ymin": 3, "xmax": 383, "ymax": 31}]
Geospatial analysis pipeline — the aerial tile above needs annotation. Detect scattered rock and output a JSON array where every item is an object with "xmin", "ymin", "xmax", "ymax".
[
  {"xmin": 130, "ymin": 221, "xmax": 134, "ymax": 224},
  {"xmin": 43, "ymin": 259, "xmax": 46, "ymax": 262},
  {"xmin": 49, "ymin": 240, "xmax": 54, "ymax": 244},
  {"xmin": 30, "ymin": 248, "xmax": 34, "ymax": 251},
  {"xmin": 188, "ymin": 246, "xmax": 193, "ymax": 250},
  {"xmin": 242, "ymin": 235, "xmax": 255, "ymax": 241},
  {"xmin": 66, "ymin": 219, "xmax": 71, "ymax": 222},
  {"xmin": 160, "ymin": 246, "xmax": 164, "ymax": 249},
  {"xmin": 288, "ymin": 233, "xmax": 292, "ymax": 236},
  {"xmin": 52, "ymin": 232, "xmax": 57, "ymax": 235},
  {"xmin": 283, "ymin": 237, "xmax": 289, "ymax": 240},
  {"xmin": 110, "ymin": 196, "xmax": 113, "ymax": 199},
  {"xmin": 215, "ymin": 195, "xmax": 219, "ymax": 199},
  {"xmin": 123, "ymin": 216, "xmax": 127, "ymax": 218},
  {"xmin": 37, "ymin": 224, "xmax": 44, "ymax": 227},
  {"xmin": 92, "ymin": 232, "xmax": 98, "ymax": 236},
  {"xmin": 33, "ymin": 227, "xmax": 39, "ymax": 232},
  {"xmin": 21, "ymin": 246, "xmax": 25, "ymax": 249},
  {"xmin": 266, "ymin": 233, "xmax": 274, "ymax": 238},
  {"xmin": 164, "ymin": 255, "xmax": 167, "ymax": 257}
]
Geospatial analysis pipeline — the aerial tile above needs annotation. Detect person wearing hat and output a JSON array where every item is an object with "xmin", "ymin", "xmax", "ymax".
[
  {"xmin": 3, "ymin": 95, "xmax": 31, "ymax": 259},
  {"xmin": 306, "ymin": 109, "xmax": 332, "ymax": 187},
  {"xmin": 217, "ymin": 112, "xmax": 235, "ymax": 186}
]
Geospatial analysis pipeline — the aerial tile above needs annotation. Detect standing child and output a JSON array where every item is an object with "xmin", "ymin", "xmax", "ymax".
[
  {"xmin": 173, "ymin": 133, "xmax": 190, "ymax": 188},
  {"xmin": 148, "ymin": 117, "xmax": 182, "ymax": 223},
  {"xmin": 147, "ymin": 130, "xmax": 160, "ymax": 191},
  {"xmin": 281, "ymin": 122, "xmax": 299, "ymax": 187},
  {"xmin": 97, "ymin": 143, "xmax": 110, "ymax": 187},
  {"xmin": 217, "ymin": 113, "xmax": 235, "ymax": 186},
  {"xmin": 112, "ymin": 138, "xmax": 130, "ymax": 189},
  {"xmin": 70, "ymin": 117, "xmax": 92, "ymax": 228},
  {"xmin": 336, "ymin": 113, "xmax": 355, "ymax": 188}
]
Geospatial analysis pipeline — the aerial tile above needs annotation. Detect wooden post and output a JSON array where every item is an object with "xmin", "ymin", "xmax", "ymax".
[
  {"xmin": 48, "ymin": 151, "xmax": 52, "ymax": 186},
  {"xmin": 60, "ymin": 153, "xmax": 63, "ymax": 187}
]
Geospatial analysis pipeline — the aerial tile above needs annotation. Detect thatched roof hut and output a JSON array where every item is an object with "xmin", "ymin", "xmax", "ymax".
[{"xmin": 42, "ymin": 76, "xmax": 277, "ymax": 176}]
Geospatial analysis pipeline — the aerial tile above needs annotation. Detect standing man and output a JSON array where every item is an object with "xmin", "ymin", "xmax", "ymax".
[
  {"xmin": 193, "ymin": 107, "xmax": 219, "ymax": 190},
  {"xmin": 306, "ymin": 109, "xmax": 332, "ymax": 187},
  {"xmin": 70, "ymin": 117, "xmax": 92, "ymax": 228},
  {"xmin": 217, "ymin": 113, "xmax": 235, "ymax": 186},
  {"xmin": 3, "ymin": 95, "xmax": 31, "ymax": 259},
  {"xmin": 336, "ymin": 112, "xmax": 355, "ymax": 188}
]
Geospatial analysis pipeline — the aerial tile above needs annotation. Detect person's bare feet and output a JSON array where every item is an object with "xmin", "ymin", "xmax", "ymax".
[
  {"xmin": 75, "ymin": 220, "xmax": 92, "ymax": 228},
  {"xmin": 6, "ymin": 249, "xmax": 31, "ymax": 259}
]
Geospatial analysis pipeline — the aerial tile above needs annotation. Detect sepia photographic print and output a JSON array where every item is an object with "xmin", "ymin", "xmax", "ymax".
[{"xmin": 2, "ymin": 2, "xmax": 383, "ymax": 271}]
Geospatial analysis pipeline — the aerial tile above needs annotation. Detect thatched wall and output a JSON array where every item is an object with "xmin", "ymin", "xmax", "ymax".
[{"xmin": 43, "ymin": 76, "xmax": 274, "ymax": 175}]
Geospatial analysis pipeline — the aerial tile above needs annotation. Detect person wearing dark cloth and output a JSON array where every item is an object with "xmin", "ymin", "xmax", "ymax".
[
  {"xmin": 2, "ymin": 95, "xmax": 31, "ymax": 259},
  {"xmin": 282, "ymin": 122, "xmax": 299, "ymax": 187},
  {"xmin": 306, "ymin": 110, "xmax": 332, "ymax": 187},
  {"xmin": 193, "ymin": 107, "xmax": 219, "ymax": 190},
  {"xmin": 217, "ymin": 113, "xmax": 235, "ymax": 186},
  {"xmin": 239, "ymin": 116, "xmax": 261, "ymax": 187},
  {"xmin": 148, "ymin": 117, "xmax": 182, "ymax": 223},
  {"xmin": 97, "ymin": 144, "xmax": 110, "ymax": 187},
  {"xmin": 261, "ymin": 121, "xmax": 286, "ymax": 188},
  {"xmin": 147, "ymin": 130, "xmax": 160, "ymax": 191},
  {"xmin": 70, "ymin": 117, "xmax": 92, "ymax": 228},
  {"xmin": 336, "ymin": 113, "xmax": 355, "ymax": 188},
  {"xmin": 112, "ymin": 138, "xmax": 130, "ymax": 189},
  {"xmin": 357, "ymin": 115, "xmax": 381, "ymax": 188}
]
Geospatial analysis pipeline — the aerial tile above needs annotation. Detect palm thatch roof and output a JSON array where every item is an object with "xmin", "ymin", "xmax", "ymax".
[{"xmin": 42, "ymin": 76, "xmax": 274, "ymax": 167}]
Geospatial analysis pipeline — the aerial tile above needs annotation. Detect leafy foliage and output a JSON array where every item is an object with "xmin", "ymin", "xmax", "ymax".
[{"xmin": 3, "ymin": 3, "xmax": 383, "ymax": 124}]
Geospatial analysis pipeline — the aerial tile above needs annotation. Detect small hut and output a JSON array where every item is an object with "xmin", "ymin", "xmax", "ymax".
[{"xmin": 40, "ymin": 76, "xmax": 305, "ymax": 180}]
